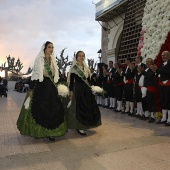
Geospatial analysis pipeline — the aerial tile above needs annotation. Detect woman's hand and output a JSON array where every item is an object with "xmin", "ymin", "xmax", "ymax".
[
  {"xmin": 29, "ymin": 90, "xmax": 33, "ymax": 97},
  {"xmin": 69, "ymin": 91, "xmax": 73, "ymax": 101}
]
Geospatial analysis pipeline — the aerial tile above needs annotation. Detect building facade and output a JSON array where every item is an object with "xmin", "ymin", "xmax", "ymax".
[{"xmin": 95, "ymin": 0, "xmax": 146, "ymax": 64}]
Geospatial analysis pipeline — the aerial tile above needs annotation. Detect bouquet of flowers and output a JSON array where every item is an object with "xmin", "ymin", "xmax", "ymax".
[
  {"xmin": 57, "ymin": 84, "xmax": 69, "ymax": 98},
  {"xmin": 91, "ymin": 85, "xmax": 105, "ymax": 95}
]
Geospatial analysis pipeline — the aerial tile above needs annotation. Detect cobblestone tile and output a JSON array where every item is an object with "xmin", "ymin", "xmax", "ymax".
[{"xmin": 0, "ymin": 91, "xmax": 170, "ymax": 170}]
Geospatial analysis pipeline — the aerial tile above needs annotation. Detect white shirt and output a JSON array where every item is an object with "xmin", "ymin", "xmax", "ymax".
[{"xmin": 145, "ymin": 68, "xmax": 149, "ymax": 72}]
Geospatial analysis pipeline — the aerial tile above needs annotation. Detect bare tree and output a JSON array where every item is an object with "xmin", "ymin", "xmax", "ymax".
[
  {"xmin": 0, "ymin": 55, "xmax": 32, "ymax": 79},
  {"xmin": 56, "ymin": 48, "xmax": 72, "ymax": 74},
  {"xmin": 87, "ymin": 58, "xmax": 97, "ymax": 71},
  {"xmin": 6, "ymin": 55, "xmax": 32, "ymax": 75}
]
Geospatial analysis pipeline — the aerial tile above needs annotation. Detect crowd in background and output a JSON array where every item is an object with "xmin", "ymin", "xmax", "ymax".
[
  {"xmin": 14, "ymin": 77, "xmax": 31, "ymax": 93},
  {"xmin": 90, "ymin": 51, "xmax": 170, "ymax": 126}
]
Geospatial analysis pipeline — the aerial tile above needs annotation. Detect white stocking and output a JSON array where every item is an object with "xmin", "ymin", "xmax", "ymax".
[
  {"xmin": 97, "ymin": 96, "xmax": 100, "ymax": 104},
  {"xmin": 145, "ymin": 111, "xmax": 149, "ymax": 117},
  {"xmin": 130, "ymin": 102, "xmax": 134, "ymax": 113},
  {"xmin": 139, "ymin": 102, "xmax": 143, "ymax": 116},
  {"xmin": 161, "ymin": 109, "xmax": 167, "ymax": 122},
  {"xmin": 109, "ymin": 98, "xmax": 113, "ymax": 107},
  {"xmin": 136, "ymin": 102, "xmax": 140, "ymax": 115},
  {"xmin": 112, "ymin": 98, "xmax": 116, "ymax": 108},
  {"xmin": 125, "ymin": 101, "xmax": 130, "ymax": 112},
  {"xmin": 167, "ymin": 110, "xmax": 170, "ymax": 122},
  {"xmin": 151, "ymin": 112, "xmax": 154, "ymax": 119},
  {"xmin": 99, "ymin": 96, "xmax": 102, "ymax": 105},
  {"xmin": 105, "ymin": 98, "xmax": 108, "ymax": 106}
]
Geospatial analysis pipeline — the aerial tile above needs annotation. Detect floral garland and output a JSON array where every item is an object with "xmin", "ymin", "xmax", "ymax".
[
  {"xmin": 141, "ymin": 0, "xmax": 170, "ymax": 63},
  {"xmin": 137, "ymin": 29, "xmax": 144, "ymax": 56}
]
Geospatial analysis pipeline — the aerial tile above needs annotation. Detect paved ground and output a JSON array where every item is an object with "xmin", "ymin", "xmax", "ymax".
[{"xmin": 0, "ymin": 89, "xmax": 170, "ymax": 170}]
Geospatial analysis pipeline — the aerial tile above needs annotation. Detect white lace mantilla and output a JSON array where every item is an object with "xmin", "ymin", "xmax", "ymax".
[{"xmin": 31, "ymin": 43, "xmax": 59, "ymax": 83}]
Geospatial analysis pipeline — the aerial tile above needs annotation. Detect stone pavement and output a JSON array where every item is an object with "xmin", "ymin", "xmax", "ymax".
[{"xmin": 0, "ymin": 90, "xmax": 170, "ymax": 170}]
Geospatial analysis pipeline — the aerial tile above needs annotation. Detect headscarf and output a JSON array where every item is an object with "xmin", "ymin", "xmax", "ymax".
[
  {"xmin": 67, "ymin": 51, "xmax": 91, "ymax": 86},
  {"xmin": 31, "ymin": 42, "xmax": 59, "ymax": 83}
]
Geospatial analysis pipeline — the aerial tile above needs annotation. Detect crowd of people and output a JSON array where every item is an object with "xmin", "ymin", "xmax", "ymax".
[
  {"xmin": 91, "ymin": 51, "xmax": 170, "ymax": 126},
  {"xmin": 14, "ymin": 77, "xmax": 31, "ymax": 93}
]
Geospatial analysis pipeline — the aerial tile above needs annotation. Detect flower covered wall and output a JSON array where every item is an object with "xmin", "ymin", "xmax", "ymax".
[{"xmin": 141, "ymin": 0, "xmax": 170, "ymax": 63}]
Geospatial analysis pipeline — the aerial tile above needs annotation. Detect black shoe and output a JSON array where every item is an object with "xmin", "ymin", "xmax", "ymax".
[
  {"xmin": 140, "ymin": 115, "xmax": 149, "ymax": 120},
  {"xmin": 121, "ymin": 111, "xmax": 129, "ymax": 114},
  {"xmin": 115, "ymin": 109, "xmax": 121, "ymax": 112},
  {"xmin": 131, "ymin": 113, "xmax": 136, "ymax": 117},
  {"xmin": 165, "ymin": 122, "xmax": 170, "ymax": 126},
  {"xmin": 139, "ymin": 115, "xmax": 145, "ymax": 120},
  {"xmin": 113, "ymin": 107, "xmax": 116, "ymax": 111},
  {"xmin": 136, "ymin": 115, "xmax": 142, "ymax": 118},
  {"xmin": 148, "ymin": 118, "xmax": 155, "ymax": 123},
  {"xmin": 156, "ymin": 120, "xmax": 166, "ymax": 124},
  {"xmin": 48, "ymin": 137, "xmax": 55, "ymax": 141},
  {"xmin": 128, "ymin": 112, "xmax": 133, "ymax": 116},
  {"xmin": 76, "ymin": 130, "xmax": 86, "ymax": 136},
  {"xmin": 145, "ymin": 116, "xmax": 150, "ymax": 120}
]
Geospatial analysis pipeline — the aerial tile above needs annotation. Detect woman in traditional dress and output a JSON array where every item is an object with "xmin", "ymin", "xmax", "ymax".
[
  {"xmin": 17, "ymin": 41, "xmax": 67, "ymax": 141},
  {"xmin": 67, "ymin": 51, "xmax": 101, "ymax": 136}
]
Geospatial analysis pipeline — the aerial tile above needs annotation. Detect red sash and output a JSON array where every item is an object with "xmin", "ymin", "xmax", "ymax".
[
  {"xmin": 126, "ymin": 79, "xmax": 133, "ymax": 84},
  {"xmin": 159, "ymin": 79, "xmax": 170, "ymax": 86},
  {"xmin": 147, "ymin": 86, "xmax": 156, "ymax": 93}
]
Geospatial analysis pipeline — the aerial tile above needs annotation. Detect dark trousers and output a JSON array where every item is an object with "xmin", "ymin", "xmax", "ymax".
[
  {"xmin": 124, "ymin": 83, "xmax": 134, "ymax": 102},
  {"xmin": 103, "ymin": 82, "xmax": 108, "ymax": 98},
  {"xmin": 159, "ymin": 86, "xmax": 170, "ymax": 110},
  {"xmin": 114, "ymin": 85, "xmax": 124, "ymax": 101},
  {"xmin": 142, "ymin": 91, "xmax": 155, "ymax": 112},
  {"xmin": 135, "ymin": 84, "xmax": 142, "ymax": 102},
  {"xmin": 107, "ymin": 82, "xmax": 114, "ymax": 98}
]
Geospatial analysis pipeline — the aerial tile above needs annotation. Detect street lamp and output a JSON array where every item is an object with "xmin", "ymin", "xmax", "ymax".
[{"xmin": 97, "ymin": 49, "xmax": 102, "ymax": 63}]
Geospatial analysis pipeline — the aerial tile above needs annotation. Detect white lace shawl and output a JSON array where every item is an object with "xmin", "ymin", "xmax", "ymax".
[
  {"xmin": 67, "ymin": 55, "xmax": 91, "ymax": 86},
  {"xmin": 31, "ymin": 43, "xmax": 59, "ymax": 83}
]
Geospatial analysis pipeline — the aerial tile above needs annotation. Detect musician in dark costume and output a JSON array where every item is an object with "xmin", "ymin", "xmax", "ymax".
[
  {"xmin": 154, "ymin": 51, "xmax": 170, "ymax": 126},
  {"xmin": 122, "ymin": 57, "xmax": 135, "ymax": 115},
  {"xmin": 140, "ymin": 58, "xmax": 157, "ymax": 123},
  {"xmin": 102, "ymin": 64, "xmax": 109, "ymax": 108},
  {"xmin": 134, "ymin": 56, "xmax": 146, "ymax": 117},
  {"xmin": 108, "ymin": 61, "xmax": 116, "ymax": 109},
  {"xmin": 96, "ymin": 66, "xmax": 103, "ymax": 106},
  {"xmin": 112, "ymin": 62, "xmax": 124, "ymax": 112},
  {"xmin": 90, "ymin": 68, "xmax": 97, "ymax": 86},
  {"xmin": 17, "ymin": 41, "xmax": 67, "ymax": 141},
  {"xmin": 67, "ymin": 51, "xmax": 101, "ymax": 136}
]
